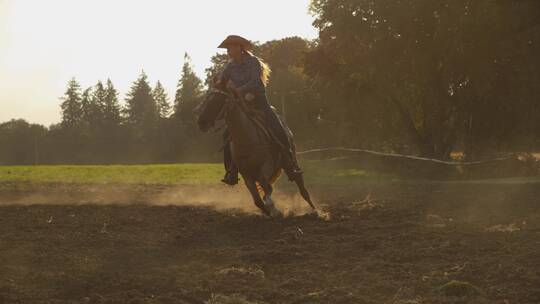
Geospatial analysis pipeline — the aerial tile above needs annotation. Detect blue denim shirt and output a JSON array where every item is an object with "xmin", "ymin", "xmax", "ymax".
[{"xmin": 219, "ymin": 53, "xmax": 266, "ymax": 95}]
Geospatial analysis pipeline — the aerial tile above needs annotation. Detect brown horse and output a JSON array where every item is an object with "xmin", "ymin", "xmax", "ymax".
[{"xmin": 195, "ymin": 88, "xmax": 316, "ymax": 216}]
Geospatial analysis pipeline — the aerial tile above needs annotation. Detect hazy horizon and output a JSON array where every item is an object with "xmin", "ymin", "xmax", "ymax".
[{"xmin": 0, "ymin": 0, "xmax": 318, "ymax": 126}]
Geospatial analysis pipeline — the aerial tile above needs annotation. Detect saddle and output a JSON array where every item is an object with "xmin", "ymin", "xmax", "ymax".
[{"xmin": 231, "ymin": 96, "xmax": 291, "ymax": 150}]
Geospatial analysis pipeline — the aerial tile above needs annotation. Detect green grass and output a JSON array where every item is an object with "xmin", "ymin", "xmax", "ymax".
[
  {"xmin": 0, "ymin": 160, "xmax": 398, "ymax": 185},
  {"xmin": 0, "ymin": 164, "xmax": 225, "ymax": 184},
  {"xmin": 300, "ymin": 159, "xmax": 399, "ymax": 185}
]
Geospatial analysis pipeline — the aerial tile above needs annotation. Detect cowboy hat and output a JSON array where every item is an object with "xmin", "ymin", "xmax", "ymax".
[{"xmin": 218, "ymin": 35, "xmax": 253, "ymax": 51}]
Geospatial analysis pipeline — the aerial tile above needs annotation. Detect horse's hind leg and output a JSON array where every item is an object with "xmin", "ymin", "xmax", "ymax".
[
  {"xmin": 244, "ymin": 177, "xmax": 270, "ymax": 216},
  {"xmin": 294, "ymin": 175, "xmax": 316, "ymax": 211}
]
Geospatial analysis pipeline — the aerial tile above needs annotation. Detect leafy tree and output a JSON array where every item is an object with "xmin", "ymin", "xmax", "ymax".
[
  {"xmin": 0, "ymin": 119, "xmax": 47, "ymax": 164},
  {"xmin": 204, "ymin": 53, "xmax": 229, "ymax": 88},
  {"xmin": 307, "ymin": 0, "xmax": 540, "ymax": 159}
]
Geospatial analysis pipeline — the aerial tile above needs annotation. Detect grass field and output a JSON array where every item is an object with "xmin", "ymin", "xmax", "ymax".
[
  {"xmin": 0, "ymin": 164, "xmax": 224, "ymax": 184},
  {"xmin": 0, "ymin": 161, "xmax": 398, "ymax": 185}
]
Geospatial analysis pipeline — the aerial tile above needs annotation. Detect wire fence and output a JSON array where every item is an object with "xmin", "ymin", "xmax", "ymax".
[{"xmin": 297, "ymin": 147, "xmax": 517, "ymax": 166}]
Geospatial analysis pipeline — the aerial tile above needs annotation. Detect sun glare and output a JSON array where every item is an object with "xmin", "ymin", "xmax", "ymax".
[{"xmin": 0, "ymin": 0, "xmax": 317, "ymax": 125}]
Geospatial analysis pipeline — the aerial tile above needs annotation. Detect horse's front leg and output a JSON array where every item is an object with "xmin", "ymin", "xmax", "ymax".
[
  {"xmin": 243, "ymin": 176, "xmax": 270, "ymax": 216},
  {"xmin": 258, "ymin": 177, "xmax": 282, "ymax": 217}
]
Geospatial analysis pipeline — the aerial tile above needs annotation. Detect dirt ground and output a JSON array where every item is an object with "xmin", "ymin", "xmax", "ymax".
[{"xmin": 0, "ymin": 180, "xmax": 539, "ymax": 304}]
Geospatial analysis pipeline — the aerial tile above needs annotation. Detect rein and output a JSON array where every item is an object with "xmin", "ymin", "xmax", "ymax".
[{"xmin": 202, "ymin": 88, "xmax": 229, "ymax": 133}]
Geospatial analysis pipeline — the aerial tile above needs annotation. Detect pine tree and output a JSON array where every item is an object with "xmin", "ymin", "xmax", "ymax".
[
  {"xmin": 174, "ymin": 53, "xmax": 204, "ymax": 123},
  {"xmin": 80, "ymin": 86, "xmax": 93, "ymax": 127},
  {"xmin": 60, "ymin": 78, "xmax": 83, "ymax": 128},
  {"xmin": 103, "ymin": 79, "xmax": 121, "ymax": 128},
  {"xmin": 124, "ymin": 70, "xmax": 158, "ymax": 130},
  {"xmin": 152, "ymin": 81, "xmax": 171, "ymax": 119},
  {"xmin": 92, "ymin": 81, "xmax": 107, "ymax": 117},
  {"xmin": 85, "ymin": 81, "xmax": 108, "ymax": 128}
]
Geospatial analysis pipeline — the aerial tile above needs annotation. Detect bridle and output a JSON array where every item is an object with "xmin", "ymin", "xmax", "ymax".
[{"xmin": 213, "ymin": 88, "xmax": 231, "ymax": 122}]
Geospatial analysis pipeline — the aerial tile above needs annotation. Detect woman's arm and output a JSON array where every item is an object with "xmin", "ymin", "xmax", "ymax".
[{"xmin": 215, "ymin": 62, "xmax": 232, "ymax": 87}]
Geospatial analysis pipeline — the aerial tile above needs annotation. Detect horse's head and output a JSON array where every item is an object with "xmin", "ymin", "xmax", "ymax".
[{"xmin": 194, "ymin": 88, "xmax": 229, "ymax": 132}]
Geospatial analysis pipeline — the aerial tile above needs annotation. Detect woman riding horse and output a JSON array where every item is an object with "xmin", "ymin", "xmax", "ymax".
[{"xmin": 214, "ymin": 35, "xmax": 303, "ymax": 185}]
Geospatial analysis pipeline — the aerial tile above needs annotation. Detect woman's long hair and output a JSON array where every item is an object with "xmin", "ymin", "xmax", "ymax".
[{"xmin": 244, "ymin": 50, "xmax": 271, "ymax": 86}]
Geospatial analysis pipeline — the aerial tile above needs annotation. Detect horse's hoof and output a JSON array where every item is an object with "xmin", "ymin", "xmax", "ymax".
[
  {"xmin": 263, "ymin": 196, "xmax": 281, "ymax": 218},
  {"xmin": 258, "ymin": 204, "xmax": 271, "ymax": 216},
  {"xmin": 263, "ymin": 195, "xmax": 273, "ymax": 205},
  {"xmin": 269, "ymin": 206, "xmax": 283, "ymax": 218}
]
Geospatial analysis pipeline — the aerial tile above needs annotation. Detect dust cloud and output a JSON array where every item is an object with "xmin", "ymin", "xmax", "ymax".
[
  {"xmin": 153, "ymin": 184, "xmax": 319, "ymax": 217},
  {"xmin": 0, "ymin": 183, "xmax": 320, "ymax": 217}
]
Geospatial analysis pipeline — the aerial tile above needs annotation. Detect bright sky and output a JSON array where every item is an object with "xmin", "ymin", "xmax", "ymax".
[{"xmin": 0, "ymin": 0, "xmax": 317, "ymax": 126}]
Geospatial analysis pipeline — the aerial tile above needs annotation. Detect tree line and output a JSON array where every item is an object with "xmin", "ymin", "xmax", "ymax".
[
  {"xmin": 1, "ymin": 0, "xmax": 539, "ymax": 164},
  {"xmin": 1, "ymin": 54, "xmax": 216, "ymax": 164}
]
